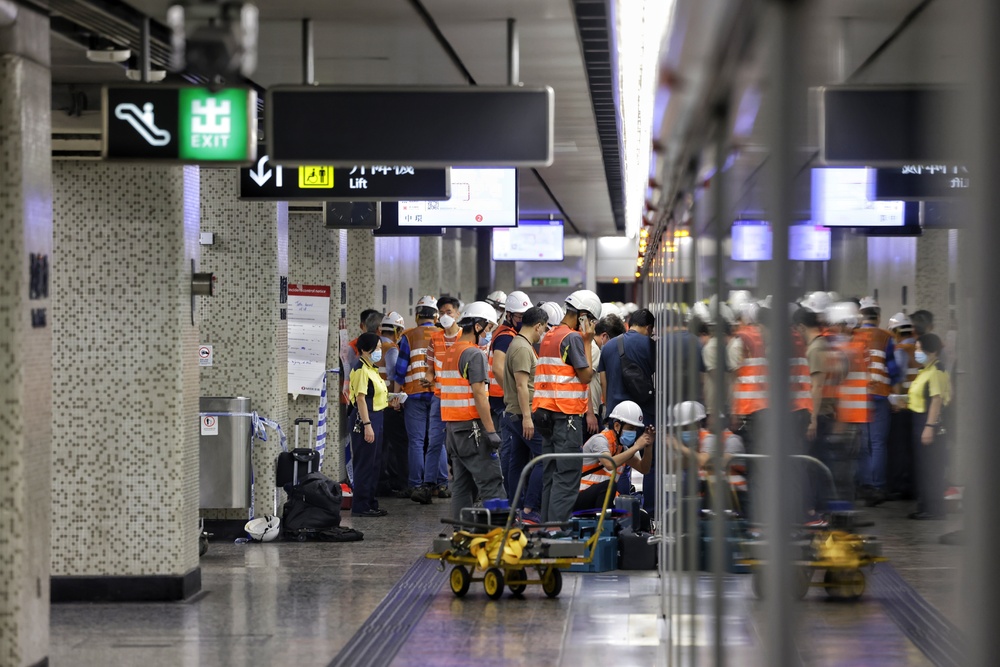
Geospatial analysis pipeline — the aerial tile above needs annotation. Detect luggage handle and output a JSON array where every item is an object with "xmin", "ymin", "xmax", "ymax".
[{"xmin": 294, "ymin": 418, "xmax": 317, "ymax": 450}]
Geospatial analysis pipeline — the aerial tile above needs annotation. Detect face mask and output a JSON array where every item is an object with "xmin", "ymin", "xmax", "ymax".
[
  {"xmin": 680, "ymin": 430, "xmax": 697, "ymax": 445},
  {"xmin": 914, "ymin": 350, "xmax": 928, "ymax": 366},
  {"xmin": 439, "ymin": 314, "xmax": 455, "ymax": 329},
  {"xmin": 513, "ymin": 321, "xmax": 523, "ymax": 332},
  {"xmin": 619, "ymin": 429, "xmax": 638, "ymax": 447},
  {"xmin": 481, "ymin": 331, "xmax": 493, "ymax": 345},
  {"xmin": 370, "ymin": 349, "xmax": 382, "ymax": 363}
]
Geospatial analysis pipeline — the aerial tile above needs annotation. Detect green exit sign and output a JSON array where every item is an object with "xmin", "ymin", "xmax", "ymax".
[
  {"xmin": 104, "ymin": 85, "xmax": 256, "ymax": 163},
  {"xmin": 531, "ymin": 277, "xmax": 570, "ymax": 287}
]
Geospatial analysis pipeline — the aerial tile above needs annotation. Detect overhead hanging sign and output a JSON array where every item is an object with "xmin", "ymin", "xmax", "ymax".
[
  {"xmin": 238, "ymin": 149, "xmax": 451, "ymax": 201},
  {"xmin": 102, "ymin": 85, "xmax": 256, "ymax": 163},
  {"xmin": 873, "ymin": 165, "xmax": 971, "ymax": 201},
  {"xmin": 266, "ymin": 85, "xmax": 554, "ymax": 167}
]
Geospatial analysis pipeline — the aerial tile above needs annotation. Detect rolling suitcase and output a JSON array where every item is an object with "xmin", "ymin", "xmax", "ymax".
[{"xmin": 276, "ymin": 418, "xmax": 320, "ymax": 488}]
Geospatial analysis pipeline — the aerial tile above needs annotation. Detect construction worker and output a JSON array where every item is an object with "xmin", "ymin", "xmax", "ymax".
[
  {"xmin": 826, "ymin": 301, "xmax": 869, "ymax": 504},
  {"xmin": 532, "ymin": 289, "xmax": 600, "ymax": 525},
  {"xmin": 377, "ymin": 311, "xmax": 408, "ymax": 496},
  {"xmin": 576, "ymin": 400, "xmax": 652, "ymax": 512},
  {"xmin": 395, "ymin": 296, "xmax": 439, "ymax": 500},
  {"xmin": 485, "ymin": 290, "xmax": 508, "ymax": 325},
  {"xmin": 487, "ymin": 290, "xmax": 532, "ymax": 495},
  {"xmin": 887, "ymin": 312, "xmax": 918, "ymax": 500},
  {"xmin": 438, "ymin": 302, "xmax": 505, "ymax": 520},
  {"xmin": 854, "ymin": 297, "xmax": 899, "ymax": 506},
  {"xmin": 412, "ymin": 296, "xmax": 463, "ymax": 504}
]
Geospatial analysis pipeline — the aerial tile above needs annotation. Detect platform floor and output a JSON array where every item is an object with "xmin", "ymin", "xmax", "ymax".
[{"xmin": 49, "ymin": 495, "xmax": 964, "ymax": 666}]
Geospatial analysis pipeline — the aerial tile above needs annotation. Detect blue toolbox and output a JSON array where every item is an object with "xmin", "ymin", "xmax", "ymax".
[{"xmin": 568, "ymin": 517, "xmax": 618, "ymax": 572}]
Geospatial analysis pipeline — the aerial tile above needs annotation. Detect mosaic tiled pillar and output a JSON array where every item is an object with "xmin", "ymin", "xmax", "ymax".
[
  {"xmin": 440, "ymin": 229, "xmax": 461, "ymax": 298},
  {"xmin": 287, "ymin": 215, "xmax": 344, "ymax": 478},
  {"xmin": 459, "ymin": 230, "xmax": 479, "ymax": 302},
  {"xmin": 915, "ymin": 229, "xmax": 952, "ymax": 327},
  {"xmin": 494, "ymin": 261, "xmax": 516, "ymax": 295},
  {"xmin": 418, "ymin": 235, "xmax": 442, "ymax": 299},
  {"xmin": 51, "ymin": 162, "xmax": 201, "ymax": 600},
  {"xmin": 198, "ymin": 169, "xmax": 288, "ymax": 520},
  {"xmin": 0, "ymin": 8, "xmax": 52, "ymax": 663}
]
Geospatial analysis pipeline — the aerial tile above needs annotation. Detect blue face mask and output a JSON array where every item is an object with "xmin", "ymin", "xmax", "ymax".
[
  {"xmin": 680, "ymin": 430, "xmax": 697, "ymax": 445},
  {"xmin": 370, "ymin": 349, "xmax": 382, "ymax": 364},
  {"xmin": 914, "ymin": 350, "xmax": 928, "ymax": 366},
  {"xmin": 513, "ymin": 321, "xmax": 523, "ymax": 332},
  {"xmin": 619, "ymin": 429, "xmax": 638, "ymax": 447},
  {"xmin": 483, "ymin": 331, "xmax": 493, "ymax": 344}
]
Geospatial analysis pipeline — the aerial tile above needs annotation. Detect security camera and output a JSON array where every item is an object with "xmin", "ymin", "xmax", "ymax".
[
  {"xmin": 86, "ymin": 47, "xmax": 131, "ymax": 63},
  {"xmin": 167, "ymin": 1, "xmax": 258, "ymax": 79}
]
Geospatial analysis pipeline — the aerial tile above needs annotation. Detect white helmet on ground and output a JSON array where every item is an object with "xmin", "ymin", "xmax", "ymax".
[
  {"xmin": 540, "ymin": 301, "xmax": 564, "ymax": 326},
  {"xmin": 504, "ymin": 290, "xmax": 532, "ymax": 314},
  {"xmin": 858, "ymin": 296, "xmax": 879, "ymax": 312},
  {"xmin": 668, "ymin": 401, "xmax": 707, "ymax": 427},
  {"xmin": 245, "ymin": 515, "xmax": 281, "ymax": 542},
  {"xmin": 887, "ymin": 312, "xmax": 912, "ymax": 332},
  {"xmin": 800, "ymin": 291, "xmax": 832, "ymax": 314},
  {"xmin": 485, "ymin": 290, "xmax": 507, "ymax": 311},
  {"xmin": 564, "ymin": 289, "xmax": 602, "ymax": 319},
  {"xmin": 458, "ymin": 301, "xmax": 498, "ymax": 326},
  {"xmin": 415, "ymin": 295, "xmax": 438, "ymax": 311},
  {"xmin": 608, "ymin": 401, "xmax": 645, "ymax": 427},
  {"xmin": 826, "ymin": 301, "xmax": 861, "ymax": 328},
  {"xmin": 601, "ymin": 302, "xmax": 622, "ymax": 319},
  {"xmin": 381, "ymin": 311, "xmax": 405, "ymax": 329}
]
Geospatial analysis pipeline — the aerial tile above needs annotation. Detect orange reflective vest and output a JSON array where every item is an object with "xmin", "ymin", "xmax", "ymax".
[
  {"xmin": 837, "ymin": 336, "xmax": 871, "ymax": 423},
  {"xmin": 856, "ymin": 326, "xmax": 893, "ymax": 397},
  {"xmin": 790, "ymin": 330, "xmax": 813, "ymax": 413},
  {"xmin": 698, "ymin": 428, "xmax": 746, "ymax": 484},
  {"xmin": 439, "ymin": 341, "xmax": 481, "ymax": 422},
  {"xmin": 401, "ymin": 325, "xmax": 436, "ymax": 396},
  {"xmin": 532, "ymin": 325, "xmax": 589, "ymax": 415},
  {"xmin": 430, "ymin": 329, "xmax": 459, "ymax": 397},
  {"xmin": 732, "ymin": 325, "xmax": 767, "ymax": 416},
  {"xmin": 487, "ymin": 325, "xmax": 516, "ymax": 398},
  {"xmin": 580, "ymin": 429, "xmax": 623, "ymax": 488},
  {"xmin": 896, "ymin": 340, "xmax": 920, "ymax": 391},
  {"xmin": 376, "ymin": 338, "xmax": 398, "ymax": 384}
]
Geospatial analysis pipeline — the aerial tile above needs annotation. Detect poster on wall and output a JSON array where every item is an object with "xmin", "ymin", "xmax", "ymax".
[{"xmin": 287, "ymin": 284, "xmax": 331, "ymax": 397}]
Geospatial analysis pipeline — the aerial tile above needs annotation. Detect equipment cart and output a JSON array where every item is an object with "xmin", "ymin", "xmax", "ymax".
[{"xmin": 426, "ymin": 452, "xmax": 619, "ymax": 599}]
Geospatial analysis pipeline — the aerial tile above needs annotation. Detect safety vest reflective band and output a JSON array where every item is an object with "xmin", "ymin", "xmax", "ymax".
[
  {"xmin": 698, "ymin": 429, "xmax": 746, "ymax": 486},
  {"xmin": 790, "ymin": 330, "xmax": 813, "ymax": 412},
  {"xmin": 580, "ymin": 429, "xmax": 623, "ymax": 488},
  {"xmin": 430, "ymin": 329, "xmax": 459, "ymax": 397},
  {"xmin": 837, "ymin": 338, "xmax": 871, "ymax": 423},
  {"xmin": 897, "ymin": 341, "xmax": 919, "ymax": 390},
  {"xmin": 531, "ymin": 324, "xmax": 589, "ymax": 415},
  {"xmin": 733, "ymin": 326, "xmax": 768, "ymax": 416},
  {"xmin": 487, "ymin": 326, "xmax": 516, "ymax": 398},
  {"xmin": 376, "ymin": 338, "xmax": 398, "ymax": 383},
  {"xmin": 856, "ymin": 326, "xmax": 893, "ymax": 397},
  {"xmin": 401, "ymin": 325, "xmax": 436, "ymax": 396},
  {"xmin": 439, "ymin": 341, "xmax": 481, "ymax": 422}
]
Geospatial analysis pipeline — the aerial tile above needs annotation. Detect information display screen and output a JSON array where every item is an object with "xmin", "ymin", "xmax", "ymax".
[
  {"xmin": 812, "ymin": 168, "xmax": 906, "ymax": 226},
  {"xmin": 399, "ymin": 168, "xmax": 517, "ymax": 227},
  {"xmin": 731, "ymin": 220, "xmax": 773, "ymax": 261},
  {"xmin": 789, "ymin": 225, "xmax": 832, "ymax": 261},
  {"xmin": 492, "ymin": 220, "xmax": 564, "ymax": 261}
]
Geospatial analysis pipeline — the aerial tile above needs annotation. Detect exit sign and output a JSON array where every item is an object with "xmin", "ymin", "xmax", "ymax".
[
  {"xmin": 531, "ymin": 277, "xmax": 570, "ymax": 287},
  {"xmin": 103, "ymin": 85, "xmax": 256, "ymax": 163}
]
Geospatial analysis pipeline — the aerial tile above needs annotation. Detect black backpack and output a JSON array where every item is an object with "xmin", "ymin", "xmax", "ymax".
[
  {"xmin": 282, "ymin": 471, "xmax": 343, "ymax": 532},
  {"xmin": 618, "ymin": 335, "xmax": 654, "ymax": 405}
]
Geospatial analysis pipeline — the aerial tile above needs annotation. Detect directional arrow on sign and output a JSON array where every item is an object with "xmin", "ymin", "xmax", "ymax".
[{"xmin": 249, "ymin": 155, "xmax": 283, "ymax": 187}]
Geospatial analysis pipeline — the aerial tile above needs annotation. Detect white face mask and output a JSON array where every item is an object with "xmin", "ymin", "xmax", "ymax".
[{"xmin": 439, "ymin": 314, "xmax": 456, "ymax": 329}]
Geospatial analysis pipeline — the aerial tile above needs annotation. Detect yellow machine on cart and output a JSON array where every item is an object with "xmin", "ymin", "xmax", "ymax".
[{"xmin": 426, "ymin": 452, "xmax": 618, "ymax": 600}]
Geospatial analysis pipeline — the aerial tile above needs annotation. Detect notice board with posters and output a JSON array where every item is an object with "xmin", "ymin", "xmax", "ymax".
[{"xmin": 287, "ymin": 284, "xmax": 331, "ymax": 397}]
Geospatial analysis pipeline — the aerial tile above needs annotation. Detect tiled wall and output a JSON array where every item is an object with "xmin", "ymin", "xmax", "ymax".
[
  {"xmin": 418, "ymin": 236, "xmax": 442, "ymax": 299},
  {"xmin": 198, "ymin": 169, "xmax": 288, "ymax": 520},
  {"xmin": 0, "ymin": 47, "xmax": 53, "ymax": 667},
  {"xmin": 51, "ymin": 162, "xmax": 201, "ymax": 579},
  {"xmin": 459, "ymin": 230, "xmax": 479, "ymax": 302},
  {"xmin": 440, "ymin": 230, "xmax": 460, "ymax": 299},
  {"xmin": 915, "ymin": 229, "xmax": 952, "ymax": 325}
]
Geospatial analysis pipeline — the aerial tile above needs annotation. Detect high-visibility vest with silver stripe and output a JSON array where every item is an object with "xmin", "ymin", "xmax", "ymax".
[
  {"xmin": 531, "ymin": 325, "xmax": 589, "ymax": 415},
  {"xmin": 732, "ymin": 325, "xmax": 768, "ymax": 416},
  {"xmin": 580, "ymin": 429, "xmax": 624, "ymax": 488},
  {"xmin": 790, "ymin": 330, "xmax": 813, "ymax": 412},
  {"xmin": 896, "ymin": 341, "xmax": 920, "ymax": 390},
  {"xmin": 438, "ymin": 341, "xmax": 481, "ymax": 422},
  {"xmin": 401, "ymin": 325, "xmax": 436, "ymax": 396},
  {"xmin": 837, "ymin": 337, "xmax": 872, "ymax": 423},
  {"xmin": 376, "ymin": 338, "xmax": 398, "ymax": 384},
  {"xmin": 487, "ymin": 326, "xmax": 516, "ymax": 399},
  {"xmin": 430, "ymin": 329, "xmax": 459, "ymax": 397},
  {"xmin": 856, "ymin": 326, "xmax": 893, "ymax": 397}
]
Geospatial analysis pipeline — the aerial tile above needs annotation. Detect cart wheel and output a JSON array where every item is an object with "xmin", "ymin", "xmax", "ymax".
[
  {"xmin": 824, "ymin": 569, "xmax": 865, "ymax": 600},
  {"xmin": 296, "ymin": 532, "xmax": 308, "ymax": 542},
  {"xmin": 541, "ymin": 567, "xmax": 563, "ymax": 598},
  {"xmin": 483, "ymin": 567, "xmax": 505, "ymax": 600},
  {"xmin": 507, "ymin": 569, "xmax": 527, "ymax": 596},
  {"xmin": 449, "ymin": 565, "xmax": 471, "ymax": 598}
]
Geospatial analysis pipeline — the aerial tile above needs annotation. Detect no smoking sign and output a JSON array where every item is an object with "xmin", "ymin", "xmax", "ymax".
[
  {"xmin": 201, "ymin": 415, "xmax": 219, "ymax": 436},
  {"xmin": 198, "ymin": 344, "xmax": 214, "ymax": 367}
]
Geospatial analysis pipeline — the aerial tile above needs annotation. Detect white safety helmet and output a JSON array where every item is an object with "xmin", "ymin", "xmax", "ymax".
[
  {"xmin": 245, "ymin": 515, "xmax": 281, "ymax": 542},
  {"xmin": 800, "ymin": 290, "xmax": 833, "ymax": 314},
  {"xmin": 690, "ymin": 301, "xmax": 711, "ymax": 323},
  {"xmin": 485, "ymin": 290, "xmax": 507, "ymax": 317},
  {"xmin": 504, "ymin": 290, "xmax": 532, "ymax": 314},
  {"xmin": 540, "ymin": 301, "xmax": 564, "ymax": 326},
  {"xmin": 564, "ymin": 289, "xmax": 602, "ymax": 319},
  {"xmin": 738, "ymin": 301, "xmax": 761, "ymax": 324},
  {"xmin": 458, "ymin": 301, "xmax": 498, "ymax": 326},
  {"xmin": 707, "ymin": 295, "xmax": 736, "ymax": 325},
  {"xmin": 758, "ymin": 295, "xmax": 773, "ymax": 309},
  {"xmin": 622, "ymin": 302, "xmax": 639, "ymax": 317},
  {"xmin": 608, "ymin": 401, "xmax": 645, "ymax": 427},
  {"xmin": 728, "ymin": 290, "xmax": 753, "ymax": 310},
  {"xmin": 826, "ymin": 301, "xmax": 861, "ymax": 328},
  {"xmin": 858, "ymin": 296, "xmax": 880, "ymax": 312},
  {"xmin": 668, "ymin": 401, "xmax": 707, "ymax": 427},
  {"xmin": 415, "ymin": 295, "xmax": 438, "ymax": 311},
  {"xmin": 601, "ymin": 302, "xmax": 622, "ymax": 319},
  {"xmin": 887, "ymin": 312, "xmax": 912, "ymax": 332},
  {"xmin": 381, "ymin": 311, "xmax": 405, "ymax": 329}
]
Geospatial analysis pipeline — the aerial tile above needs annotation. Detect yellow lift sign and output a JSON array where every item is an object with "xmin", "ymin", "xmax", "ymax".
[{"xmin": 298, "ymin": 165, "xmax": 334, "ymax": 188}]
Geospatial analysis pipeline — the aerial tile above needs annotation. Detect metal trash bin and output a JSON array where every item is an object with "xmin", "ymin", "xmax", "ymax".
[{"xmin": 199, "ymin": 397, "xmax": 252, "ymax": 509}]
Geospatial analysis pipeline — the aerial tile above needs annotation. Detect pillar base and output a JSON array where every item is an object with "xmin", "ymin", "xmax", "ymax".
[{"xmin": 51, "ymin": 567, "xmax": 201, "ymax": 603}]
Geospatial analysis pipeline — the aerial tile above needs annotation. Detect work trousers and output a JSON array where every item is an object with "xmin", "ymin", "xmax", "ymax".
[
  {"xmin": 856, "ymin": 397, "xmax": 891, "ymax": 490},
  {"xmin": 403, "ymin": 394, "xmax": 432, "ymax": 489},
  {"xmin": 503, "ymin": 412, "xmax": 544, "ymax": 512},
  {"xmin": 540, "ymin": 412, "xmax": 584, "ymax": 523},
  {"xmin": 379, "ymin": 406, "xmax": 409, "ymax": 494},
  {"xmin": 445, "ymin": 421, "xmax": 505, "ymax": 520},
  {"xmin": 913, "ymin": 410, "xmax": 947, "ymax": 516},
  {"xmin": 349, "ymin": 409, "xmax": 384, "ymax": 514}
]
